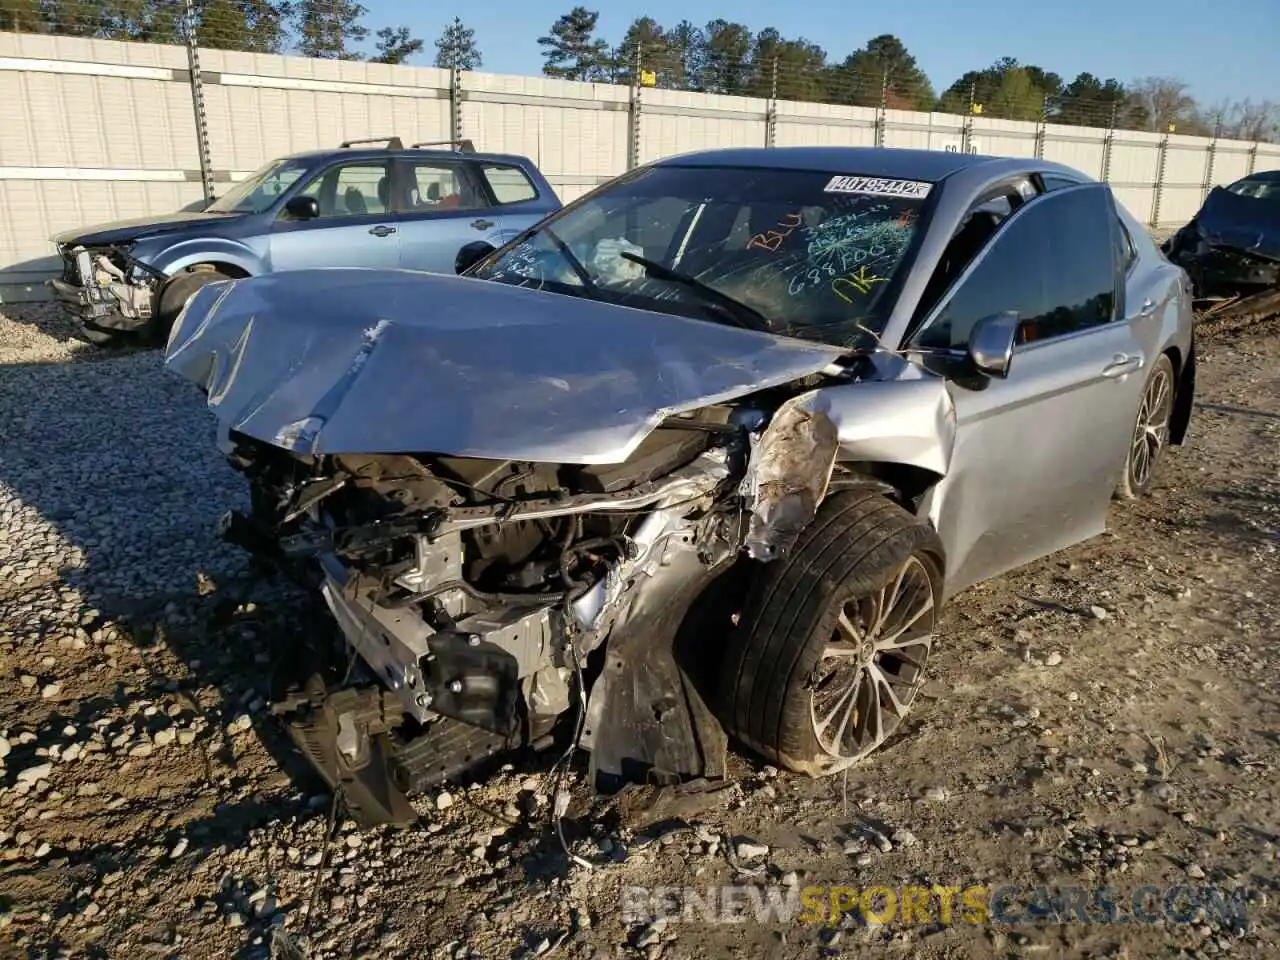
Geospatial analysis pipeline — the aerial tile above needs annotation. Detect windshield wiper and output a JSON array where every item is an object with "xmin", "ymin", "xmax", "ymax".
[
  {"xmin": 619, "ymin": 252, "xmax": 772, "ymax": 333},
  {"xmin": 542, "ymin": 226, "xmax": 599, "ymax": 295}
]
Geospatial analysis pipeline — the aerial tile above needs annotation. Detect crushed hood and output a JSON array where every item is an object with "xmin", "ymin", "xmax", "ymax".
[
  {"xmin": 1193, "ymin": 187, "xmax": 1280, "ymax": 260},
  {"xmin": 164, "ymin": 268, "xmax": 847, "ymax": 464},
  {"xmin": 52, "ymin": 210, "xmax": 242, "ymax": 247}
]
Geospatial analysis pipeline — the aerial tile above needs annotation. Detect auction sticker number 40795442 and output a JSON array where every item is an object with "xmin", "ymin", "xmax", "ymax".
[{"xmin": 824, "ymin": 176, "xmax": 933, "ymax": 199}]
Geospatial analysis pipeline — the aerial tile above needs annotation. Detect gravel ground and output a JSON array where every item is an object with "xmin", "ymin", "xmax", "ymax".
[{"xmin": 0, "ymin": 296, "xmax": 1278, "ymax": 960}]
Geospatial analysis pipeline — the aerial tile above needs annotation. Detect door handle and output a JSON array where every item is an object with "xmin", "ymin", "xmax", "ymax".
[
  {"xmin": 1138, "ymin": 298, "xmax": 1156, "ymax": 317},
  {"xmin": 369, "ymin": 225, "xmax": 396, "ymax": 237},
  {"xmin": 1101, "ymin": 353, "xmax": 1142, "ymax": 378},
  {"xmin": 470, "ymin": 219, "xmax": 495, "ymax": 230}
]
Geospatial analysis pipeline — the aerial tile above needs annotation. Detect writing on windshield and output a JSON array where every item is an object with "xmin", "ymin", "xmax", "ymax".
[{"xmin": 474, "ymin": 164, "xmax": 930, "ymax": 347}]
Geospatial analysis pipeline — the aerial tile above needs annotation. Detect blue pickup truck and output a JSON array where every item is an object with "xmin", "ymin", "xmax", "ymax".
[{"xmin": 49, "ymin": 137, "xmax": 561, "ymax": 345}]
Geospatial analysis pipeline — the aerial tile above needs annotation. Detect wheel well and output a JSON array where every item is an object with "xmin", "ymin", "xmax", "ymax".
[
  {"xmin": 186, "ymin": 261, "xmax": 251, "ymax": 279},
  {"xmin": 830, "ymin": 461, "xmax": 943, "ymax": 511}
]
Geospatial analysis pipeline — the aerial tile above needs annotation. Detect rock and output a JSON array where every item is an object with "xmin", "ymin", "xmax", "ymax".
[
  {"xmin": 735, "ymin": 841, "xmax": 769, "ymax": 860},
  {"xmin": 436, "ymin": 791, "xmax": 455, "ymax": 811},
  {"xmin": 1045, "ymin": 651, "xmax": 1063, "ymax": 666},
  {"xmin": 0, "ymin": 736, "xmax": 10, "ymax": 760},
  {"xmin": 1187, "ymin": 863, "xmax": 1206, "ymax": 879},
  {"xmin": 41, "ymin": 683, "xmax": 61, "ymax": 699},
  {"xmin": 16, "ymin": 762, "xmax": 52, "ymax": 784},
  {"xmin": 892, "ymin": 829, "xmax": 919, "ymax": 848},
  {"xmin": 1089, "ymin": 606, "xmax": 1109, "ymax": 620},
  {"xmin": 170, "ymin": 839, "xmax": 188, "ymax": 859},
  {"xmin": 923, "ymin": 786, "xmax": 948, "ymax": 802}
]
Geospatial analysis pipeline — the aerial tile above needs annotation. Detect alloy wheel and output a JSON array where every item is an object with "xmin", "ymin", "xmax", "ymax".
[{"xmin": 809, "ymin": 554, "xmax": 937, "ymax": 769}]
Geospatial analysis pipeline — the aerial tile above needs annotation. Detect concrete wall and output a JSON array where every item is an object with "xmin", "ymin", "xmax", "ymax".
[{"xmin": 5, "ymin": 30, "xmax": 1280, "ymax": 301}]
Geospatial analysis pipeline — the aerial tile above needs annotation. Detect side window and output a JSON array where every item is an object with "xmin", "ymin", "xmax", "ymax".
[
  {"xmin": 913, "ymin": 185, "xmax": 1117, "ymax": 350},
  {"xmin": 913, "ymin": 206, "xmax": 1047, "ymax": 350},
  {"xmin": 480, "ymin": 164, "xmax": 538, "ymax": 204},
  {"xmin": 295, "ymin": 162, "xmax": 390, "ymax": 218},
  {"xmin": 1112, "ymin": 213, "xmax": 1136, "ymax": 275},
  {"xmin": 1040, "ymin": 174, "xmax": 1082, "ymax": 192},
  {"xmin": 405, "ymin": 162, "xmax": 488, "ymax": 212},
  {"xmin": 1037, "ymin": 185, "xmax": 1118, "ymax": 339}
]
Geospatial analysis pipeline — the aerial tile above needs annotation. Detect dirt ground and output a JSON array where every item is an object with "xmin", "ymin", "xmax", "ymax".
[{"xmin": 0, "ymin": 299, "xmax": 1277, "ymax": 960}]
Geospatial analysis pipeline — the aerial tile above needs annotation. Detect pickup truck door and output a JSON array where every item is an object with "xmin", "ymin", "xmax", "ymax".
[{"xmin": 270, "ymin": 159, "xmax": 401, "ymax": 272}]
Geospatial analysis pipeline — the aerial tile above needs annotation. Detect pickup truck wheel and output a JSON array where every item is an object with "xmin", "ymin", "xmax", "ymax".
[
  {"xmin": 718, "ymin": 488, "xmax": 943, "ymax": 776},
  {"xmin": 150, "ymin": 266, "xmax": 231, "ymax": 344},
  {"xmin": 1114, "ymin": 353, "xmax": 1175, "ymax": 500}
]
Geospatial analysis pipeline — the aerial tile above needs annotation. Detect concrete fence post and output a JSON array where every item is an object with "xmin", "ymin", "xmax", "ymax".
[
  {"xmin": 1100, "ymin": 103, "xmax": 1118, "ymax": 183},
  {"xmin": 873, "ymin": 69, "xmax": 887, "ymax": 148},
  {"xmin": 1150, "ymin": 131, "xmax": 1171, "ymax": 228},
  {"xmin": 764, "ymin": 57, "xmax": 778, "ymax": 147},
  {"xmin": 627, "ymin": 45, "xmax": 642, "ymax": 169},
  {"xmin": 450, "ymin": 63, "xmax": 464, "ymax": 144},
  {"xmin": 183, "ymin": 0, "xmax": 214, "ymax": 204},
  {"xmin": 1201, "ymin": 115, "xmax": 1221, "ymax": 203}
]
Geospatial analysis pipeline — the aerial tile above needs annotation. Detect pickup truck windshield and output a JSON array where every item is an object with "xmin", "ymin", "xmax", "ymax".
[
  {"xmin": 472, "ymin": 164, "xmax": 934, "ymax": 347},
  {"xmin": 207, "ymin": 159, "xmax": 310, "ymax": 215}
]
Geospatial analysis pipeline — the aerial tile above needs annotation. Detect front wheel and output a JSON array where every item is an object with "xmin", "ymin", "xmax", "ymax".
[
  {"xmin": 148, "ymin": 266, "xmax": 233, "ymax": 344},
  {"xmin": 1114, "ymin": 353, "xmax": 1175, "ymax": 500},
  {"xmin": 718, "ymin": 488, "xmax": 944, "ymax": 776}
]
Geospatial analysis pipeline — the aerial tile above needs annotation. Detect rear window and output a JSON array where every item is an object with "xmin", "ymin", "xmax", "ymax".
[
  {"xmin": 473, "ymin": 164, "xmax": 935, "ymax": 346},
  {"xmin": 482, "ymin": 164, "xmax": 538, "ymax": 204},
  {"xmin": 1226, "ymin": 177, "xmax": 1280, "ymax": 201}
]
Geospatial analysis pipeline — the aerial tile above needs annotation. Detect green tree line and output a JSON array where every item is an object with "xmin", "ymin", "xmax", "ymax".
[{"xmin": 1, "ymin": 2, "xmax": 1275, "ymax": 139}]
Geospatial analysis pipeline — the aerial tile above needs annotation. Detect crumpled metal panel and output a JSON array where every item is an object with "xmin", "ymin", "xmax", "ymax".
[{"xmin": 163, "ymin": 268, "xmax": 846, "ymax": 464}]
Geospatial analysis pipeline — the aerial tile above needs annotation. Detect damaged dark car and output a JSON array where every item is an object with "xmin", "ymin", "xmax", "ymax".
[
  {"xmin": 1164, "ymin": 170, "xmax": 1280, "ymax": 321},
  {"xmin": 164, "ymin": 147, "xmax": 1197, "ymax": 826}
]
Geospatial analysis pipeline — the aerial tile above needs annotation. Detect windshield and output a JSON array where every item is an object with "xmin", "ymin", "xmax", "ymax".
[
  {"xmin": 207, "ymin": 158, "xmax": 310, "ymax": 214},
  {"xmin": 472, "ymin": 164, "xmax": 934, "ymax": 347},
  {"xmin": 1225, "ymin": 177, "xmax": 1280, "ymax": 201}
]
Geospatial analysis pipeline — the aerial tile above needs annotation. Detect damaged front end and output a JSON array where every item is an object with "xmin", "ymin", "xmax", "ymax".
[
  {"xmin": 1165, "ymin": 181, "xmax": 1280, "ymax": 322},
  {"xmin": 48, "ymin": 241, "xmax": 163, "ymax": 336},
  {"xmin": 167, "ymin": 268, "xmax": 851, "ymax": 825}
]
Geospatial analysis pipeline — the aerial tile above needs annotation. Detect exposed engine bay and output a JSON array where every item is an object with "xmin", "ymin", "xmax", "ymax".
[
  {"xmin": 219, "ymin": 398, "xmax": 836, "ymax": 825},
  {"xmin": 48, "ymin": 243, "xmax": 161, "ymax": 330}
]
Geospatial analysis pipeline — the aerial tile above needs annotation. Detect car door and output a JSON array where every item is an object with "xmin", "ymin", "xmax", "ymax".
[
  {"xmin": 393, "ymin": 158, "xmax": 504, "ymax": 273},
  {"xmin": 475, "ymin": 160, "xmax": 552, "ymax": 245},
  {"xmin": 912, "ymin": 182, "xmax": 1146, "ymax": 595},
  {"xmin": 269, "ymin": 159, "xmax": 400, "ymax": 272}
]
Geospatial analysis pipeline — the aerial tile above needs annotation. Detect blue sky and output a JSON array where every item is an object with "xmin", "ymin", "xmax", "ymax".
[{"xmin": 360, "ymin": 0, "xmax": 1278, "ymax": 106}]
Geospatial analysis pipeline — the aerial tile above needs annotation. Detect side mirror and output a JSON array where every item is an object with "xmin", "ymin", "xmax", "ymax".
[
  {"xmin": 284, "ymin": 195, "xmax": 320, "ymax": 220},
  {"xmin": 455, "ymin": 240, "xmax": 496, "ymax": 275},
  {"xmin": 966, "ymin": 311, "xmax": 1021, "ymax": 378}
]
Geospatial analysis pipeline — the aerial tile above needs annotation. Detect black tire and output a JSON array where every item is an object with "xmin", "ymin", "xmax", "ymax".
[
  {"xmin": 718, "ymin": 488, "xmax": 944, "ymax": 776},
  {"xmin": 80, "ymin": 324, "xmax": 123, "ymax": 347},
  {"xmin": 149, "ymin": 265, "xmax": 232, "ymax": 344},
  {"xmin": 1114, "ymin": 353, "xmax": 1176, "ymax": 501}
]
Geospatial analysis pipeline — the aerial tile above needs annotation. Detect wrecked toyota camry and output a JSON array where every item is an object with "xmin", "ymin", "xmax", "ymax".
[
  {"xmin": 165, "ymin": 147, "xmax": 1197, "ymax": 826},
  {"xmin": 1164, "ymin": 170, "xmax": 1280, "ymax": 322}
]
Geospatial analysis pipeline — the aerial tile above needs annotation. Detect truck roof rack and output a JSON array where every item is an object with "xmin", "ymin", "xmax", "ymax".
[
  {"xmin": 340, "ymin": 136, "xmax": 404, "ymax": 149},
  {"xmin": 410, "ymin": 138, "xmax": 476, "ymax": 153}
]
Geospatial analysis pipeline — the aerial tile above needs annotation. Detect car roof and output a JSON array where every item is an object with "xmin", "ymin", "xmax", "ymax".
[
  {"xmin": 653, "ymin": 146, "xmax": 1008, "ymax": 181},
  {"xmin": 279, "ymin": 147, "xmax": 534, "ymax": 166},
  {"xmin": 1238, "ymin": 169, "xmax": 1280, "ymax": 182}
]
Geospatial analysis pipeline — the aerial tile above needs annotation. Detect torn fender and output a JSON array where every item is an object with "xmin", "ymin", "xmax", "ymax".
[{"xmin": 741, "ymin": 378, "xmax": 956, "ymax": 560}]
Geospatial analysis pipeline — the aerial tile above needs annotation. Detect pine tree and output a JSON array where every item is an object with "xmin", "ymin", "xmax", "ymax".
[
  {"xmin": 537, "ymin": 7, "xmax": 609, "ymax": 82},
  {"xmin": 293, "ymin": 0, "xmax": 368, "ymax": 60},
  {"xmin": 433, "ymin": 17, "xmax": 481, "ymax": 70},
  {"xmin": 374, "ymin": 25, "xmax": 424, "ymax": 64}
]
